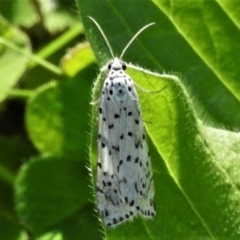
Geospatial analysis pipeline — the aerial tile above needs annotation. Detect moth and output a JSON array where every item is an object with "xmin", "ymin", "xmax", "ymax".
[{"xmin": 89, "ymin": 17, "xmax": 156, "ymax": 227}]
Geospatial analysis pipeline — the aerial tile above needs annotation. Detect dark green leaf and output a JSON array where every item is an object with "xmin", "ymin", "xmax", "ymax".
[{"xmin": 15, "ymin": 155, "xmax": 96, "ymax": 236}]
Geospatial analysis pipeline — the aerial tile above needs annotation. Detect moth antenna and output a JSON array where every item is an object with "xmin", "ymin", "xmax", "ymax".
[
  {"xmin": 88, "ymin": 16, "xmax": 115, "ymax": 58},
  {"xmin": 120, "ymin": 22, "xmax": 155, "ymax": 59}
]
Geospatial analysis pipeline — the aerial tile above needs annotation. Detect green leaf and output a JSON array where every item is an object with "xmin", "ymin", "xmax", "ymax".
[
  {"xmin": 15, "ymin": 155, "xmax": 96, "ymax": 236},
  {"xmin": 151, "ymin": 0, "xmax": 240, "ymax": 129},
  {"xmin": 36, "ymin": 204, "xmax": 100, "ymax": 240},
  {"xmin": 25, "ymin": 69, "xmax": 92, "ymax": 157},
  {"xmin": 61, "ymin": 42, "xmax": 96, "ymax": 77},
  {"xmin": 77, "ymin": 0, "xmax": 240, "ymax": 239},
  {"xmin": 0, "ymin": 214, "xmax": 26, "ymax": 240},
  {"xmin": 0, "ymin": 15, "xmax": 30, "ymax": 102},
  {"xmin": 0, "ymin": 0, "xmax": 79, "ymax": 32},
  {"xmin": 153, "ymin": 0, "xmax": 240, "ymax": 100},
  {"xmin": 40, "ymin": 0, "xmax": 79, "ymax": 33},
  {"xmin": 0, "ymin": 0, "xmax": 37, "ymax": 27}
]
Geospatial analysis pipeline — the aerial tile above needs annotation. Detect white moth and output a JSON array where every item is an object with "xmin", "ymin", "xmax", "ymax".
[{"xmin": 89, "ymin": 17, "xmax": 156, "ymax": 227}]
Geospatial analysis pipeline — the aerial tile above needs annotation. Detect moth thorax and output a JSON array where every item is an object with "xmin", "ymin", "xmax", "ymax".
[{"xmin": 112, "ymin": 83, "xmax": 127, "ymax": 101}]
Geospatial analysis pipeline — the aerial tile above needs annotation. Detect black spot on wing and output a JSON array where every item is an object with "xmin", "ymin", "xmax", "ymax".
[
  {"xmin": 105, "ymin": 210, "xmax": 109, "ymax": 217},
  {"xmin": 117, "ymin": 160, "xmax": 123, "ymax": 172},
  {"xmin": 129, "ymin": 200, "xmax": 134, "ymax": 206},
  {"xmin": 97, "ymin": 162, "xmax": 102, "ymax": 169},
  {"xmin": 112, "ymin": 145, "xmax": 120, "ymax": 152},
  {"xmin": 128, "ymin": 132, "xmax": 132, "ymax": 137}
]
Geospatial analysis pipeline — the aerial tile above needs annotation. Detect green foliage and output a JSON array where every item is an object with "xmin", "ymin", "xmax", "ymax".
[{"xmin": 1, "ymin": 0, "xmax": 240, "ymax": 239}]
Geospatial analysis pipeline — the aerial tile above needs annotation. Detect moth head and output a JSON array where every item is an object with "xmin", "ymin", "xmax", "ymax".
[{"xmin": 108, "ymin": 58, "xmax": 127, "ymax": 71}]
